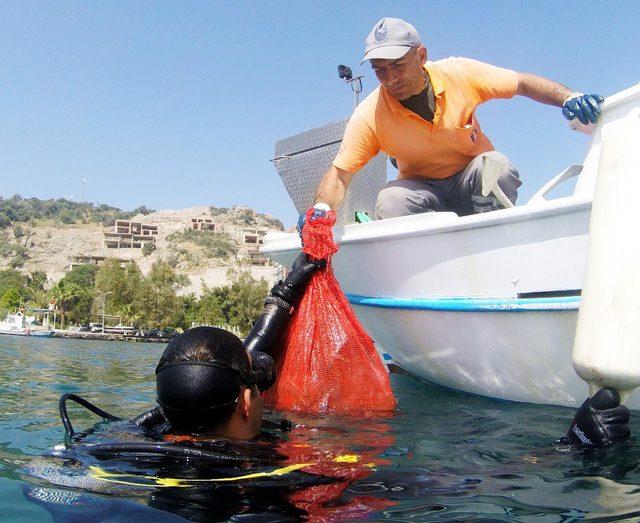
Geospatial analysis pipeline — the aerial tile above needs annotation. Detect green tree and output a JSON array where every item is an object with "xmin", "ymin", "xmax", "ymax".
[
  {"xmin": 0, "ymin": 288, "xmax": 22, "ymax": 311},
  {"xmin": 132, "ymin": 205, "xmax": 154, "ymax": 215},
  {"xmin": 0, "ymin": 269, "xmax": 28, "ymax": 300},
  {"xmin": 180, "ymin": 293, "xmax": 199, "ymax": 330},
  {"xmin": 28, "ymin": 271, "xmax": 48, "ymax": 291},
  {"xmin": 50, "ymin": 280, "xmax": 85, "ymax": 328},
  {"xmin": 135, "ymin": 260, "xmax": 186, "ymax": 329},
  {"xmin": 69, "ymin": 291, "xmax": 95, "ymax": 324},
  {"xmin": 193, "ymin": 286, "xmax": 226, "ymax": 327},
  {"xmin": 222, "ymin": 269, "xmax": 269, "ymax": 336},
  {"xmin": 24, "ymin": 287, "xmax": 50, "ymax": 310},
  {"xmin": 51, "ymin": 264, "xmax": 99, "ymax": 325},
  {"xmin": 95, "ymin": 260, "xmax": 142, "ymax": 323},
  {"xmin": 64, "ymin": 264, "xmax": 98, "ymax": 289}
]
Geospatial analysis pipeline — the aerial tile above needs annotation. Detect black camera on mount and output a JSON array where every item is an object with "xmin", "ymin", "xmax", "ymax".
[{"xmin": 337, "ymin": 65, "xmax": 353, "ymax": 81}]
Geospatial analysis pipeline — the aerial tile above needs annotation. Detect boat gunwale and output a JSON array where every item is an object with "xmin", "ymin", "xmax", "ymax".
[{"xmin": 262, "ymin": 196, "xmax": 592, "ymax": 253}]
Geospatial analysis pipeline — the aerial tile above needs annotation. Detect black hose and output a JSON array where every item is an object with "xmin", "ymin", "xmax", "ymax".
[
  {"xmin": 59, "ymin": 393, "xmax": 122, "ymax": 438},
  {"xmin": 83, "ymin": 442, "xmax": 252, "ymax": 463}
]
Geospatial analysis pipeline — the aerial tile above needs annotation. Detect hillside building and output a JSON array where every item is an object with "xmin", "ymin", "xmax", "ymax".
[
  {"xmin": 190, "ymin": 216, "xmax": 216, "ymax": 231},
  {"xmin": 236, "ymin": 227, "xmax": 270, "ymax": 266},
  {"xmin": 68, "ymin": 255, "xmax": 133, "ymax": 272},
  {"xmin": 103, "ymin": 220, "xmax": 157, "ymax": 249}
]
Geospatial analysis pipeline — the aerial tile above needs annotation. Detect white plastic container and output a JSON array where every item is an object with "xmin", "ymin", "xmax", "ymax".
[{"xmin": 572, "ymin": 107, "xmax": 640, "ymax": 403}]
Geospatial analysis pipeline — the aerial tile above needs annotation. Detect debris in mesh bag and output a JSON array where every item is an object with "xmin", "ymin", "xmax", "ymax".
[{"xmin": 265, "ymin": 209, "xmax": 396, "ymax": 415}]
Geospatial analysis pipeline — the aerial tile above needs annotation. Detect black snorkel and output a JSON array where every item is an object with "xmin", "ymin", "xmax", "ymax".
[{"xmin": 59, "ymin": 393, "xmax": 122, "ymax": 439}]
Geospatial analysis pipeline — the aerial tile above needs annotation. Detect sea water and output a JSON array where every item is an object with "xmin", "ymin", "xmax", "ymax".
[{"xmin": 2, "ymin": 335, "xmax": 640, "ymax": 522}]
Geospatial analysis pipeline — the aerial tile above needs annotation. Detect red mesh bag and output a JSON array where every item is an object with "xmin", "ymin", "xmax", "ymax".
[
  {"xmin": 264, "ymin": 209, "xmax": 396, "ymax": 414},
  {"xmin": 277, "ymin": 422, "xmax": 396, "ymax": 520}
]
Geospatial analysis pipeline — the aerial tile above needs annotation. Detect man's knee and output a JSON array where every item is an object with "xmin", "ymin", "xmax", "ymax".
[
  {"xmin": 375, "ymin": 186, "xmax": 415, "ymax": 219},
  {"xmin": 470, "ymin": 152, "xmax": 521, "ymax": 198},
  {"xmin": 480, "ymin": 151, "xmax": 519, "ymax": 180},
  {"xmin": 375, "ymin": 185, "xmax": 441, "ymax": 219},
  {"xmin": 462, "ymin": 151, "xmax": 521, "ymax": 213}
]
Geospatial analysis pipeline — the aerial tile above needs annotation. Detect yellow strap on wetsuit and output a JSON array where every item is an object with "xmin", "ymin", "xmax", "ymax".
[{"xmin": 88, "ymin": 453, "xmax": 362, "ymax": 488}]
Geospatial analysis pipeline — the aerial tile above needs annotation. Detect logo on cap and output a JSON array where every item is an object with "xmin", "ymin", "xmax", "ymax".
[{"xmin": 374, "ymin": 22, "xmax": 388, "ymax": 43}]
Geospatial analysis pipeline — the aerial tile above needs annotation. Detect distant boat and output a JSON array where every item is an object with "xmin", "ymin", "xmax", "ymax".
[
  {"xmin": 102, "ymin": 324, "xmax": 136, "ymax": 335},
  {"xmin": 0, "ymin": 312, "xmax": 54, "ymax": 338}
]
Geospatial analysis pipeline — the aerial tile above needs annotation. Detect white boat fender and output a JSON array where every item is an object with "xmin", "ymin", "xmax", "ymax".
[{"xmin": 572, "ymin": 108, "xmax": 640, "ymax": 407}]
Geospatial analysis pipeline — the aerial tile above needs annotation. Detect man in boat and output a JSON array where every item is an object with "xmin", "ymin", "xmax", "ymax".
[
  {"xmin": 133, "ymin": 252, "xmax": 325, "ymax": 439},
  {"xmin": 302, "ymin": 17, "xmax": 603, "ymax": 225}
]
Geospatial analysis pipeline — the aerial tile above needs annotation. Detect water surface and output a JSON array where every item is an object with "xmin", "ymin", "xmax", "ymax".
[{"xmin": 2, "ymin": 335, "xmax": 640, "ymax": 521}]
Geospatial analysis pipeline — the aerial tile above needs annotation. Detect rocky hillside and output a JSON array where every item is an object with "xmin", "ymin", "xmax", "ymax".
[{"xmin": 0, "ymin": 198, "xmax": 287, "ymax": 295}]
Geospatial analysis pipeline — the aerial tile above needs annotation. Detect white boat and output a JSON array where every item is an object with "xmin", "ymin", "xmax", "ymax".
[
  {"xmin": 102, "ymin": 324, "xmax": 136, "ymax": 335},
  {"xmin": 262, "ymin": 83, "xmax": 640, "ymax": 410},
  {"xmin": 0, "ymin": 312, "xmax": 54, "ymax": 338}
]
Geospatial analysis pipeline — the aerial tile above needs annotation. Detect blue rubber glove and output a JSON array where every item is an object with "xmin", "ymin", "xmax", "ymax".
[
  {"xmin": 296, "ymin": 204, "xmax": 330, "ymax": 239},
  {"xmin": 566, "ymin": 387, "xmax": 630, "ymax": 447},
  {"xmin": 562, "ymin": 93, "xmax": 604, "ymax": 125}
]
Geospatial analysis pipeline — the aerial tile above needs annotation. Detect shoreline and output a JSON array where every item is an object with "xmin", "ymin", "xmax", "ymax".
[{"xmin": 53, "ymin": 330, "xmax": 173, "ymax": 344}]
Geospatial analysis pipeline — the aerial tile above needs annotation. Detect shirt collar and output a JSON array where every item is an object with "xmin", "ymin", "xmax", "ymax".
[
  {"xmin": 424, "ymin": 62, "xmax": 445, "ymax": 97},
  {"xmin": 383, "ymin": 62, "xmax": 445, "ymax": 114}
]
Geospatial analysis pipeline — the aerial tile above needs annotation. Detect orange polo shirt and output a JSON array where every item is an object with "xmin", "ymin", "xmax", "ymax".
[{"xmin": 333, "ymin": 57, "xmax": 518, "ymax": 180}]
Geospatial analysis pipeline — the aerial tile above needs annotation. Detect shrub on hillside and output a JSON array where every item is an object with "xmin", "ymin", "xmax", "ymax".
[
  {"xmin": 142, "ymin": 242, "xmax": 156, "ymax": 257},
  {"xmin": 168, "ymin": 229, "xmax": 238, "ymax": 258},
  {"xmin": 0, "ymin": 194, "xmax": 155, "ymax": 228}
]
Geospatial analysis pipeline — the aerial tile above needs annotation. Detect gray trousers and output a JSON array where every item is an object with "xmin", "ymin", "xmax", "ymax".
[{"xmin": 375, "ymin": 151, "xmax": 521, "ymax": 219}]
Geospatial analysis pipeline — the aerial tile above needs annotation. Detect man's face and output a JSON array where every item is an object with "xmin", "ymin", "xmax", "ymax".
[{"xmin": 370, "ymin": 46, "xmax": 427, "ymax": 100}]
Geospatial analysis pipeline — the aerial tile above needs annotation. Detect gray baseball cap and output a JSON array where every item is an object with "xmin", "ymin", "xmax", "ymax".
[{"xmin": 361, "ymin": 18, "xmax": 421, "ymax": 64}]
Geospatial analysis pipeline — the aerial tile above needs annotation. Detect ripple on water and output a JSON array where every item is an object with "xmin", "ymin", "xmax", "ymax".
[{"xmin": 2, "ymin": 337, "xmax": 640, "ymax": 521}]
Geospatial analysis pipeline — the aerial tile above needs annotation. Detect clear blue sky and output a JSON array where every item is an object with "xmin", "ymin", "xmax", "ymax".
[{"xmin": 2, "ymin": 1, "xmax": 638, "ymax": 226}]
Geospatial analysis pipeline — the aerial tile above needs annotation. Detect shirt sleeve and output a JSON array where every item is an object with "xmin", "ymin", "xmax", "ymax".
[
  {"xmin": 456, "ymin": 58, "xmax": 518, "ymax": 103},
  {"xmin": 332, "ymin": 109, "xmax": 381, "ymax": 173}
]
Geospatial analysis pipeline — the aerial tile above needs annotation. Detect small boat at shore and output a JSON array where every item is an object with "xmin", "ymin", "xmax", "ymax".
[
  {"xmin": 263, "ymin": 83, "xmax": 640, "ymax": 410},
  {"xmin": 102, "ymin": 324, "xmax": 137, "ymax": 335},
  {"xmin": 0, "ymin": 312, "xmax": 54, "ymax": 338}
]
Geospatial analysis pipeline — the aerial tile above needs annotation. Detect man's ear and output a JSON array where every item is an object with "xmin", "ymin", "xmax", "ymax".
[
  {"xmin": 240, "ymin": 388, "xmax": 252, "ymax": 418},
  {"xmin": 417, "ymin": 45, "xmax": 427, "ymax": 64}
]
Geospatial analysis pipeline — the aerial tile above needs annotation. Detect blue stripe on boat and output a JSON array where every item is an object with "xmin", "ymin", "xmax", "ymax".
[{"xmin": 345, "ymin": 294, "xmax": 580, "ymax": 312}]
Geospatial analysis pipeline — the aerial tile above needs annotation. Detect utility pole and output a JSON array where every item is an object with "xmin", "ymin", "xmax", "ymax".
[
  {"xmin": 80, "ymin": 179, "xmax": 86, "ymax": 202},
  {"xmin": 99, "ymin": 291, "xmax": 113, "ymax": 333}
]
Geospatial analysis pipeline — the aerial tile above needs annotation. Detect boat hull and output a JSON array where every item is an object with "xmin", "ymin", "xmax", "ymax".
[
  {"xmin": 350, "ymin": 299, "xmax": 584, "ymax": 407},
  {"xmin": 0, "ymin": 329, "xmax": 54, "ymax": 338},
  {"xmin": 263, "ymin": 197, "xmax": 640, "ymax": 409}
]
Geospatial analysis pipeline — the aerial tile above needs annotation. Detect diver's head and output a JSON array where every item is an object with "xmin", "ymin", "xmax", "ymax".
[{"xmin": 155, "ymin": 326, "xmax": 265, "ymax": 438}]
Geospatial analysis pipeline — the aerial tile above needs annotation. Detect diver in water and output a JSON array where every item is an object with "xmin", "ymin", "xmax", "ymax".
[
  {"xmin": 131, "ymin": 251, "xmax": 325, "ymax": 439},
  {"xmin": 36, "ymin": 253, "xmax": 328, "ymax": 522}
]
